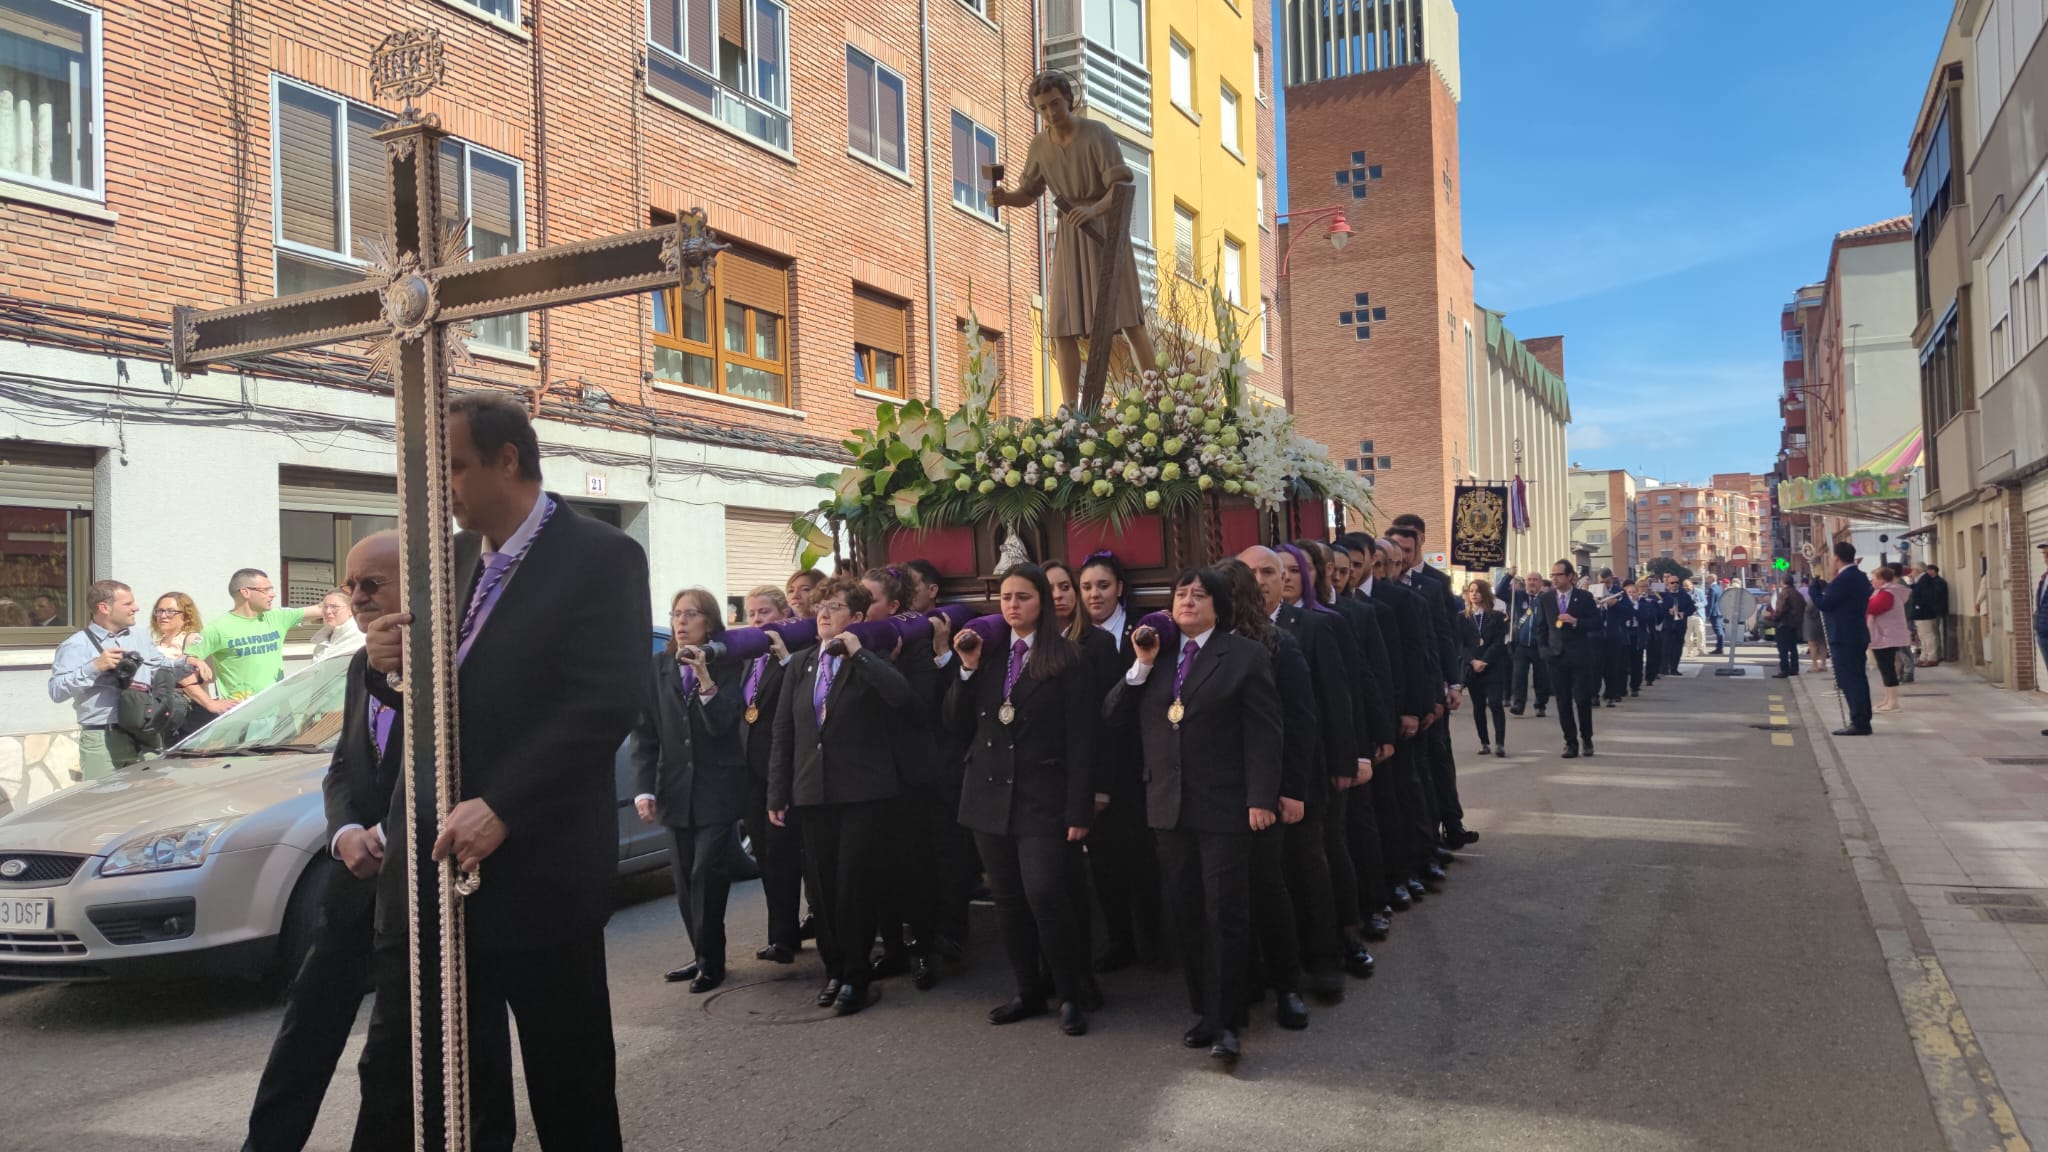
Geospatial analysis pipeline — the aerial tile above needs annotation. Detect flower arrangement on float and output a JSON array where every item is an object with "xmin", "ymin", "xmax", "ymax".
[{"xmin": 792, "ymin": 280, "xmax": 1372, "ymax": 567}]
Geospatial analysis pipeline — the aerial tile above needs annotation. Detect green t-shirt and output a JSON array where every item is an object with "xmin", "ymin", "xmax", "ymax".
[{"xmin": 192, "ymin": 608, "xmax": 306, "ymax": 700}]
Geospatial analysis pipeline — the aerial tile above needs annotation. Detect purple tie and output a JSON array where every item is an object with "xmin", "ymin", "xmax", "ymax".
[
  {"xmin": 369, "ymin": 698, "xmax": 394, "ymax": 758},
  {"xmin": 678, "ymin": 662, "xmax": 697, "ymax": 699},
  {"xmin": 813, "ymin": 654, "xmax": 838, "ymax": 725},
  {"xmin": 1171, "ymin": 638, "xmax": 1200, "ymax": 698},
  {"xmin": 1002, "ymin": 638, "xmax": 1029, "ymax": 699},
  {"xmin": 743, "ymin": 657, "xmax": 765, "ymax": 708}
]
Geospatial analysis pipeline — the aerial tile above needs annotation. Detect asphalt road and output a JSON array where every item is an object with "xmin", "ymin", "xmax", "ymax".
[{"xmin": 0, "ymin": 652, "xmax": 1947, "ymax": 1151}]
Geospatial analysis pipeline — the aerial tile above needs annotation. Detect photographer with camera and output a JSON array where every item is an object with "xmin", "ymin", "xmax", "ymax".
[{"xmin": 46, "ymin": 579, "xmax": 201, "ymax": 780}]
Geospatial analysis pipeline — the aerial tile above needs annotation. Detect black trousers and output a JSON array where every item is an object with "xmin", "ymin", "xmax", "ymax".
[
  {"xmin": 975, "ymin": 830, "xmax": 1086, "ymax": 1004},
  {"xmin": 1629, "ymin": 638, "xmax": 1647, "ymax": 691},
  {"xmin": 1389, "ymin": 737, "xmax": 1436, "ymax": 875},
  {"xmin": 1321, "ymin": 785, "xmax": 1363, "ymax": 930},
  {"xmin": 667, "ymin": 821, "xmax": 735, "ymax": 975},
  {"xmin": 1665, "ymin": 626, "xmax": 1684, "ymax": 673},
  {"xmin": 1157, "ymin": 827, "xmax": 1252, "ymax": 1031},
  {"xmin": 1469, "ymin": 677, "xmax": 1506, "ymax": 746},
  {"xmin": 799, "ymin": 798, "xmax": 890, "ymax": 985},
  {"xmin": 1510, "ymin": 644, "xmax": 1550, "ymax": 711},
  {"xmin": 1364, "ymin": 740, "xmax": 1413, "ymax": 894},
  {"xmin": 1642, "ymin": 631, "xmax": 1663, "ymax": 685},
  {"xmin": 745, "ymin": 775, "xmax": 804, "ymax": 951},
  {"xmin": 1246, "ymin": 822, "xmax": 1301, "ymax": 996},
  {"xmin": 1086, "ymin": 789, "xmax": 1163, "ymax": 961},
  {"xmin": 1285, "ymin": 796, "xmax": 1343, "ymax": 967},
  {"xmin": 1425, "ymin": 716, "xmax": 1462, "ymax": 836},
  {"xmin": 244, "ymin": 866, "xmax": 375, "ymax": 1152},
  {"xmin": 1603, "ymin": 635, "xmax": 1631, "ymax": 700},
  {"xmin": 1776, "ymin": 629, "xmax": 1801, "ymax": 675},
  {"xmin": 352, "ymin": 934, "xmax": 610, "ymax": 1152},
  {"xmin": 1831, "ymin": 640, "xmax": 1873, "ymax": 728},
  {"xmin": 877, "ymin": 785, "xmax": 944, "ymax": 959},
  {"xmin": 1546, "ymin": 650, "xmax": 1598, "ymax": 748}
]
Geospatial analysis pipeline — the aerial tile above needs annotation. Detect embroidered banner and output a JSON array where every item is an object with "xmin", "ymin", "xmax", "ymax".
[{"xmin": 1451, "ymin": 484, "xmax": 1509, "ymax": 569}]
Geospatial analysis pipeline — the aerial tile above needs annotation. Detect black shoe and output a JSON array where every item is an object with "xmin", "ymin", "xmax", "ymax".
[
  {"xmin": 1631, "ymin": 690, "xmax": 1640, "ymax": 697},
  {"xmin": 1077, "ymin": 977, "xmax": 1106, "ymax": 1013},
  {"xmin": 1583, "ymin": 740, "xmax": 1595, "ymax": 756},
  {"xmin": 1508, "ymin": 707, "xmax": 1525, "ymax": 716},
  {"xmin": 1389, "ymin": 886, "xmax": 1413, "ymax": 911},
  {"xmin": 1345, "ymin": 948, "xmax": 1376, "ymax": 978},
  {"xmin": 689, "ymin": 969, "xmax": 724, "ymax": 994},
  {"xmin": 1094, "ymin": 945, "xmax": 1137, "ymax": 973},
  {"xmin": 1422, "ymin": 862, "xmax": 1447, "ymax": 889},
  {"xmin": 1364, "ymin": 911, "xmax": 1392, "ymax": 940},
  {"xmin": 1210, "ymin": 1029, "xmax": 1242, "ymax": 1067},
  {"xmin": 756, "ymin": 944, "xmax": 796, "ymax": 964},
  {"xmin": 834, "ymin": 982, "xmax": 878, "ymax": 1016},
  {"xmin": 1405, "ymin": 878, "xmax": 1427, "ymax": 902},
  {"xmin": 1059, "ymin": 1002, "xmax": 1088, "ymax": 1036},
  {"xmin": 970, "ymin": 885, "xmax": 995, "ymax": 904},
  {"xmin": 1275, "ymin": 992, "xmax": 1309, "ymax": 1030},
  {"xmin": 798, "ymin": 915, "xmax": 818, "ymax": 941},
  {"xmin": 1770, "ymin": 672, "xmax": 1790, "ymax": 679},
  {"xmin": 1477, "ymin": 743, "xmax": 1491, "ymax": 756},
  {"xmin": 816, "ymin": 978, "xmax": 842, "ymax": 1007},
  {"xmin": 1184, "ymin": 1022, "xmax": 1218, "ymax": 1049},
  {"xmin": 1834, "ymin": 725, "xmax": 1874, "ymax": 736},
  {"xmin": 933, "ymin": 934, "xmax": 965, "ymax": 963},
  {"xmin": 664, "ymin": 961, "xmax": 700, "ymax": 984},
  {"xmin": 1535, "ymin": 708, "xmax": 1547, "ymax": 718},
  {"xmin": 1561, "ymin": 745, "xmax": 1580, "ymax": 759},
  {"xmin": 912, "ymin": 955, "xmax": 937, "ymax": 991},
  {"xmin": 870, "ymin": 952, "xmax": 911, "ymax": 980},
  {"xmin": 1434, "ymin": 844, "xmax": 1456, "ymax": 863},
  {"xmin": 1306, "ymin": 967, "xmax": 1346, "ymax": 1003},
  {"xmin": 1494, "ymin": 745, "xmax": 1506, "ymax": 758},
  {"xmin": 988, "ymin": 996, "xmax": 1048, "ymax": 1025}
]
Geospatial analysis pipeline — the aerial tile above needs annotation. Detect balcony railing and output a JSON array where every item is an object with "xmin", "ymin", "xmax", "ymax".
[{"xmin": 1045, "ymin": 35, "xmax": 1151, "ymax": 134}]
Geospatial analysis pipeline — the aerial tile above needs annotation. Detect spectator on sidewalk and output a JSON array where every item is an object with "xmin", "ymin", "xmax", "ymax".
[
  {"xmin": 1705, "ymin": 578, "xmax": 1725, "ymax": 655},
  {"xmin": 309, "ymin": 588, "xmax": 364, "ymax": 663},
  {"xmin": 1800, "ymin": 576, "xmax": 1829, "ymax": 673},
  {"xmin": 149, "ymin": 591, "xmax": 230, "ymax": 733},
  {"xmin": 1868, "ymin": 566, "xmax": 1912, "ymax": 713},
  {"xmin": 1770, "ymin": 574, "xmax": 1805, "ymax": 679},
  {"xmin": 47, "ymin": 580, "xmax": 198, "ymax": 779},
  {"xmin": 1813, "ymin": 542, "xmax": 1874, "ymax": 736},
  {"xmin": 1507, "ymin": 575, "xmax": 1549, "ymax": 718},
  {"xmin": 1682, "ymin": 579, "xmax": 1708, "ymax": 657},
  {"xmin": 1906, "ymin": 564, "xmax": 1946, "ymax": 667},
  {"xmin": 187, "ymin": 569, "xmax": 321, "ymax": 702}
]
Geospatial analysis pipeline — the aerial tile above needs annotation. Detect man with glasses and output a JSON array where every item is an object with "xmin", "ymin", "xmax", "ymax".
[
  {"xmin": 188, "ymin": 569, "xmax": 321, "ymax": 701},
  {"xmin": 1536, "ymin": 559, "xmax": 1602, "ymax": 759}
]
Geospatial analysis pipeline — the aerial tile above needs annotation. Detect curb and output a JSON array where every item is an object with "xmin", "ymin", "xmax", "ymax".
[{"xmin": 1788, "ymin": 671, "xmax": 2032, "ymax": 1152}]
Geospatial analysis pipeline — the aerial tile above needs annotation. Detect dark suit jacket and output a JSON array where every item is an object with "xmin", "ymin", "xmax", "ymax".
[
  {"xmin": 944, "ymin": 636, "xmax": 1095, "ymax": 836},
  {"xmin": 767, "ymin": 643, "xmax": 916, "ymax": 810},
  {"xmin": 371, "ymin": 497, "xmax": 650, "ymax": 954},
  {"xmin": 1269, "ymin": 631, "xmax": 1318, "ymax": 804},
  {"xmin": 321, "ymin": 648, "xmax": 398, "ymax": 923},
  {"xmin": 1102, "ymin": 630, "xmax": 1284, "ymax": 833},
  {"xmin": 630, "ymin": 651, "xmax": 747, "ymax": 829},
  {"xmin": 1366, "ymin": 579, "xmax": 1435, "ymax": 720},
  {"xmin": 1771, "ymin": 588, "xmax": 1807, "ymax": 633},
  {"xmin": 1277, "ymin": 604, "xmax": 1359, "ymax": 786},
  {"xmin": 890, "ymin": 642, "xmax": 952, "ymax": 790},
  {"xmin": 1338, "ymin": 594, "xmax": 1398, "ymax": 749},
  {"xmin": 1086, "ymin": 616, "xmax": 1143, "ymax": 802},
  {"xmin": 1463, "ymin": 609, "xmax": 1508, "ymax": 690},
  {"xmin": 1812, "ymin": 565, "xmax": 1873, "ymax": 649},
  {"xmin": 1537, "ymin": 587, "xmax": 1601, "ymax": 660},
  {"xmin": 1405, "ymin": 566, "xmax": 1461, "ymax": 691},
  {"xmin": 741, "ymin": 652, "xmax": 792, "ymax": 781}
]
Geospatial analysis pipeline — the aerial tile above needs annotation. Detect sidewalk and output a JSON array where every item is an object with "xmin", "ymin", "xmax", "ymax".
[{"xmin": 1793, "ymin": 658, "xmax": 2048, "ymax": 1151}]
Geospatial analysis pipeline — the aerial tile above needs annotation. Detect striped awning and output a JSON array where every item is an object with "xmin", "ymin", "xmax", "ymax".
[{"xmin": 1778, "ymin": 425, "xmax": 1922, "ymax": 523}]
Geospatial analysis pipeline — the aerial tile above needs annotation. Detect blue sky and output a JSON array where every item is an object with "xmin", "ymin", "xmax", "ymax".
[{"xmin": 1275, "ymin": 0, "xmax": 1946, "ymax": 484}]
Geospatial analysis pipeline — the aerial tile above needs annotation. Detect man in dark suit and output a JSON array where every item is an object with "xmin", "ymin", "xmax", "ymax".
[
  {"xmin": 1812, "ymin": 540, "xmax": 1875, "ymax": 736},
  {"xmin": 355, "ymin": 393, "xmax": 648, "ymax": 1151},
  {"xmin": 1661, "ymin": 573, "xmax": 1695, "ymax": 675},
  {"xmin": 1538, "ymin": 558, "xmax": 1602, "ymax": 758},
  {"xmin": 1387, "ymin": 517, "xmax": 1471, "ymax": 862},
  {"xmin": 1104, "ymin": 568, "xmax": 1282, "ymax": 1067},
  {"xmin": 1344, "ymin": 535, "xmax": 1438, "ymax": 912}
]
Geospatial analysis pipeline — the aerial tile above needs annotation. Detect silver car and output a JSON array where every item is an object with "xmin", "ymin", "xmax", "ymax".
[{"xmin": 0, "ymin": 645, "xmax": 673, "ymax": 985}]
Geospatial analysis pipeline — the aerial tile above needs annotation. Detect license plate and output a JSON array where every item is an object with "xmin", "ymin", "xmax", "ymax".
[{"xmin": 0, "ymin": 898, "xmax": 52, "ymax": 931}]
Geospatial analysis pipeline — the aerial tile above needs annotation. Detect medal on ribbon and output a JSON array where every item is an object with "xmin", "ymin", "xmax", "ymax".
[
  {"xmin": 744, "ymin": 705, "xmax": 760, "ymax": 724},
  {"xmin": 998, "ymin": 701, "xmax": 1017, "ymax": 725},
  {"xmin": 1167, "ymin": 699, "xmax": 1186, "ymax": 726}
]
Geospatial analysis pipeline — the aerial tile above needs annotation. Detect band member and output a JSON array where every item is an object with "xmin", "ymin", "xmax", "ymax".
[
  {"xmin": 769, "ymin": 575, "xmax": 918, "ymax": 1015},
  {"xmin": 632, "ymin": 588, "xmax": 748, "ymax": 992},
  {"xmin": 737, "ymin": 586, "xmax": 808, "ymax": 964},
  {"xmin": 1538, "ymin": 559, "xmax": 1602, "ymax": 758},
  {"xmin": 947, "ymin": 564, "xmax": 1097, "ymax": 1036},
  {"xmin": 1105, "ymin": 568, "xmax": 1283, "ymax": 1068},
  {"xmin": 1638, "ymin": 580, "xmax": 1667, "ymax": 688},
  {"xmin": 1461, "ymin": 579, "xmax": 1509, "ymax": 757},
  {"xmin": 1076, "ymin": 551, "xmax": 1163, "ymax": 970}
]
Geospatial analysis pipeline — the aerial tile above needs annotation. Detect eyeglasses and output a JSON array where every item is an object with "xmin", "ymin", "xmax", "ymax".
[
  {"xmin": 342, "ymin": 576, "xmax": 389, "ymax": 597},
  {"xmin": 153, "ymin": 607, "xmax": 183, "ymax": 617},
  {"xmin": 676, "ymin": 608, "xmax": 709, "ymax": 622}
]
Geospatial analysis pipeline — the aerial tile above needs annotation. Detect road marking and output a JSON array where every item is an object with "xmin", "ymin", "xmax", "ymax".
[
  {"xmin": 1769, "ymin": 694, "xmax": 1784, "ymax": 702},
  {"xmin": 1770, "ymin": 714, "xmax": 1789, "ymax": 726},
  {"xmin": 1769, "ymin": 703, "xmax": 1786, "ymax": 713},
  {"xmin": 1771, "ymin": 733, "xmax": 1795, "ymax": 747}
]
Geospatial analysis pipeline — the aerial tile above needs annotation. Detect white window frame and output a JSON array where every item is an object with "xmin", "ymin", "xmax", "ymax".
[
  {"xmin": 1125, "ymin": 144, "xmax": 1153, "ymax": 248},
  {"xmin": 1085, "ymin": 0, "xmax": 1144, "ymax": 65},
  {"xmin": 1218, "ymin": 83, "xmax": 1240, "ymax": 157},
  {"xmin": 1256, "ymin": 169, "xmax": 1266, "ymax": 229},
  {"xmin": 844, "ymin": 45, "xmax": 907, "ymax": 174},
  {"xmin": 950, "ymin": 110, "xmax": 999, "ymax": 223},
  {"xmin": 745, "ymin": 0, "xmax": 792, "ymax": 113},
  {"xmin": 1221, "ymin": 236, "xmax": 1243, "ymax": 306},
  {"xmin": 645, "ymin": 0, "xmax": 792, "ymax": 153},
  {"xmin": 1174, "ymin": 202, "xmax": 1196, "ymax": 280},
  {"xmin": 1253, "ymin": 44, "xmax": 1266, "ymax": 103},
  {"xmin": 269, "ymin": 76, "xmax": 527, "ymax": 352},
  {"xmin": 437, "ymin": 0, "xmax": 521, "ymax": 33},
  {"xmin": 1169, "ymin": 34, "xmax": 1193, "ymax": 115},
  {"xmin": 0, "ymin": 0, "xmax": 105, "ymax": 202}
]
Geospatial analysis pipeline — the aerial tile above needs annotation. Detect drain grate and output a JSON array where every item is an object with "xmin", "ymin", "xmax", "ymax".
[
  {"xmin": 1985, "ymin": 906, "xmax": 2048, "ymax": 924},
  {"xmin": 1989, "ymin": 757, "xmax": 2048, "ymax": 766},
  {"xmin": 1948, "ymin": 891, "xmax": 2043, "ymax": 907}
]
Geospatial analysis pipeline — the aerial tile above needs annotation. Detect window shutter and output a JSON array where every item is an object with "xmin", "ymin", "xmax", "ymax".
[
  {"xmin": 469, "ymin": 154, "xmax": 517, "ymax": 242},
  {"xmin": 0, "ymin": 441, "xmax": 93, "ymax": 509},
  {"xmin": 1174, "ymin": 207, "xmax": 1194, "ymax": 276},
  {"xmin": 846, "ymin": 49, "xmax": 875, "ymax": 157},
  {"xmin": 650, "ymin": 0, "xmax": 679, "ymax": 54},
  {"xmin": 346, "ymin": 108, "xmax": 390, "ymax": 260},
  {"xmin": 725, "ymin": 508, "xmax": 801, "ymax": 604},
  {"xmin": 718, "ymin": 245, "xmax": 787, "ymax": 315},
  {"xmin": 853, "ymin": 289, "xmax": 907, "ymax": 356},
  {"xmin": 438, "ymin": 140, "xmax": 462, "ymax": 230},
  {"xmin": 277, "ymin": 86, "xmax": 342, "ymax": 252},
  {"xmin": 686, "ymin": 0, "xmax": 714, "ymax": 67},
  {"xmin": 719, "ymin": 0, "xmax": 745, "ymax": 48}
]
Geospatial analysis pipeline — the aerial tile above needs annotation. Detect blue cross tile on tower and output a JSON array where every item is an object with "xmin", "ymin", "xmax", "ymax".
[
  {"xmin": 1339, "ymin": 293, "xmax": 1388, "ymax": 340},
  {"xmin": 1335, "ymin": 151, "xmax": 1384, "ymax": 201}
]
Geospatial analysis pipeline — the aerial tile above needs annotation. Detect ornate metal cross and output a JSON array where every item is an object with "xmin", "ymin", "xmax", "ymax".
[{"xmin": 170, "ymin": 27, "xmax": 723, "ymax": 1150}]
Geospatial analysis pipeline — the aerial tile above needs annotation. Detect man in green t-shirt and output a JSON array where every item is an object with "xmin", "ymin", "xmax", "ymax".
[{"xmin": 189, "ymin": 568, "xmax": 323, "ymax": 700}]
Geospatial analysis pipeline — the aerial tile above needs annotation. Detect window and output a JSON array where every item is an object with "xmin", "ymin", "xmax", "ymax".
[
  {"xmin": 1261, "ymin": 296, "xmax": 1272, "ymax": 356},
  {"xmin": 0, "ymin": 0, "xmax": 100, "ymax": 197},
  {"xmin": 1911, "ymin": 101, "xmax": 1954, "ymax": 315},
  {"xmin": 1657, "ymin": 495, "xmax": 1672, "ymax": 505},
  {"xmin": 650, "ymin": 239, "xmax": 789, "ymax": 406},
  {"xmin": 1782, "ymin": 329, "xmax": 1803, "ymax": 361},
  {"xmin": 1660, "ymin": 531, "xmax": 1673, "ymax": 541},
  {"xmin": 957, "ymin": 319, "xmax": 1004, "ymax": 400},
  {"xmin": 950, "ymin": 111, "xmax": 998, "ymax": 220},
  {"xmin": 1080, "ymin": 0, "xmax": 1144, "ymax": 62},
  {"xmin": 1218, "ymin": 83, "xmax": 1240, "ymax": 155},
  {"xmin": 0, "ymin": 440, "xmax": 92, "ymax": 636},
  {"xmin": 1253, "ymin": 44, "xmax": 1265, "ymax": 100},
  {"xmin": 845, "ymin": 46, "xmax": 906, "ymax": 172},
  {"xmin": 1169, "ymin": 34, "xmax": 1193, "ymax": 113},
  {"xmin": 647, "ymin": 0, "xmax": 791, "ymax": 152},
  {"xmin": 1125, "ymin": 144, "xmax": 1152, "ymax": 248},
  {"xmin": 271, "ymin": 79, "xmax": 527, "ymax": 352},
  {"xmin": 279, "ymin": 469, "xmax": 398, "ymax": 607},
  {"xmin": 1173, "ymin": 203, "xmax": 1196, "ymax": 279},
  {"xmin": 1680, "ymin": 512, "xmax": 1696, "ymax": 525},
  {"xmin": 853, "ymin": 288, "xmax": 909, "ymax": 398},
  {"xmin": 448, "ymin": 0, "xmax": 517, "ymax": 24},
  {"xmin": 1256, "ymin": 169, "xmax": 1266, "ymax": 227},
  {"xmin": 1221, "ymin": 237, "xmax": 1243, "ymax": 306}
]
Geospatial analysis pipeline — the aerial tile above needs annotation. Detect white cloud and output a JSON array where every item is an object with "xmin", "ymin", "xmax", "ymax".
[{"xmin": 1572, "ymin": 424, "xmax": 1612, "ymax": 451}]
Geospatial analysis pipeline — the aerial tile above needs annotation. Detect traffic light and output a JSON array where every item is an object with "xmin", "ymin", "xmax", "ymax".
[{"xmin": 1772, "ymin": 557, "xmax": 1790, "ymax": 571}]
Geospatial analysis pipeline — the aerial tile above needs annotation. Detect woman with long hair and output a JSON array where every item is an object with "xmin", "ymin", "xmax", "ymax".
[
  {"xmin": 1462, "ymin": 579, "xmax": 1509, "ymax": 757},
  {"xmin": 946, "ymin": 563, "xmax": 1096, "ymax": 1035},
  {"xmin": 739, "ymin": 584, "xmax": 808, "ymax": 964},
  {"xmin": 1868, "ymin": 566, "xmax": 1912, "ymax": 713},
  {"xmin": 631, "ymin": 588, "xmax": 749, "ymax": 992},
  {"xmin": 151, "ymin": 592, "xmax": 226, "ymax": 730}
]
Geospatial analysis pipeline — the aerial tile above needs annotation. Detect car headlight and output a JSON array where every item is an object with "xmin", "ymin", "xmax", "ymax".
[{"xmin": 99, "ymin": 819, "xmax": 237, "ymax": 877}]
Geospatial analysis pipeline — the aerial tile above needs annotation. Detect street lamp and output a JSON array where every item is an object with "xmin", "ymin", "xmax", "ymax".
[{"xmin": 1277, "ymin": 208, "xmax": 1353, "ymax": 276}]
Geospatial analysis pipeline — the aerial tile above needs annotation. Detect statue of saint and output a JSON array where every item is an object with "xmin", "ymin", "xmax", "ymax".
[{"xmin": 990, "ymin": 71, "xmax": 1158, "ymax": 412}]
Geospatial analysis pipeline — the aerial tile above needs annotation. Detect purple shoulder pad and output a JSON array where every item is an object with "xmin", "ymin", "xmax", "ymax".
[{"xmin": 720, "ymin": 627, "xmax": 774, "ymax": 661}]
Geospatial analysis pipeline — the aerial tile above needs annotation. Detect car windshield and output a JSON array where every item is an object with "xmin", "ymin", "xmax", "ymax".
[{"xmin": 169, "ymin": 657, "xmax": 351, "ymax": 757}]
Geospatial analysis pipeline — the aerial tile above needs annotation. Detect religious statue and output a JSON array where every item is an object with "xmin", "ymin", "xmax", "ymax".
[{"xmin": 990, "ymin": 70, "xmax": 1158, "ymax": 413}]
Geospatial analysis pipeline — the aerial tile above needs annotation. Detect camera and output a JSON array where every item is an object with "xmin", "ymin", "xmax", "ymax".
[{"xmin": 108, "ymin": 649, "xmax": 145, "ymax": 684}]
